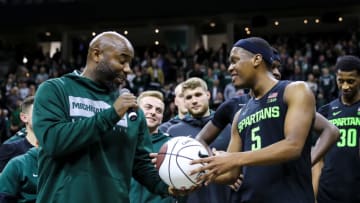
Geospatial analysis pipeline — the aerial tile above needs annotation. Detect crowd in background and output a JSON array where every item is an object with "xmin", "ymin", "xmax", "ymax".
[{"xmin": 0, "ymin": 31, "xmax": 359, "ymax": 143}]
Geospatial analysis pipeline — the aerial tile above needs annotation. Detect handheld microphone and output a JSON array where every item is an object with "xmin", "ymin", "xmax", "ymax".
[{"xmin": 119, "ymin": 88, "xmax": 138, "ymax": 121}]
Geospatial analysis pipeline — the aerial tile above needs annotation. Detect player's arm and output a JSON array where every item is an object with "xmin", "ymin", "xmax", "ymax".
[
  {"xmin": 196, "ymin": 121, "xmax": 221, "ymax": 145},
  {"xmin": 196, "ymin": 99, "xmax": 233, "ymax": 145},
  {"xmin": 193, "ymin": 110, "xmax": 243, "ymax": 185},
  {"xmin": 311, "ymin": 113, "xmax": 339, "ymax": 166},
  {"xmin": 216, "ymin": 110, "xmax": 243, "ymax": 183},
  {"xmin": 312, "ymin": 158, "xmax": 324, "ymax": 198}
]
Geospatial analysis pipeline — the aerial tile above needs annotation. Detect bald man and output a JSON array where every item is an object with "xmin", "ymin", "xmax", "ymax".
[{"xmin": 32, "ymin": 31, "xmax": 180, "ymax": 203}]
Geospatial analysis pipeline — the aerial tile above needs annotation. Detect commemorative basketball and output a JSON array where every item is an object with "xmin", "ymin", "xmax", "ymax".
[{"xmin": 156, "ymin": 136, "xmax": 210, "ymax": 189}]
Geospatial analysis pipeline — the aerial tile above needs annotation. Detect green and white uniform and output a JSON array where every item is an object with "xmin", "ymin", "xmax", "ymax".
[
  {"xmin": 33, "ymin": 71, "xmax": 168, "ymax": 203},
  {"xmin": 0, "ymin": 147, "xmax": 39, "ymax": 203},
  {"xmin": 130, "ymin": 131, "xmax": 179, "ymax": 203}
]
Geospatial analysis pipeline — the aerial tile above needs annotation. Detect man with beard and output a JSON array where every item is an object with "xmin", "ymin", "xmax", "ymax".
[
  {"xmin": 167, "ymin": 77, "xmax": 232, "ymax": 203},
  {"xmin": 32, "ymin": 31, "xmax": 187, "ymax": 203},
  {"xmin": 313, "ymin": 55, "xmax": 360, "ymax": 203}
]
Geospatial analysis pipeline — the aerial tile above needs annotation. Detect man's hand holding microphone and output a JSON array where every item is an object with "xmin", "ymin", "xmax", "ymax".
[{"xmin": 113, "ymin": 88, "xmax": 138, "ymax": 121}]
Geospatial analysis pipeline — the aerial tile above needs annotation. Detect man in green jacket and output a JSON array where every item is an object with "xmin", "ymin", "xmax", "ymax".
[
  {"xmin": 32, "ymin": 31, "xmax": 184, "ymax": 203},
  {"xmin": 130, "ymin": 90, "xmax": 184, "ymax": 203}
]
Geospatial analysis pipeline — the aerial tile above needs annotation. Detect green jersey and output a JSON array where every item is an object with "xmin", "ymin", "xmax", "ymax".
[
  {"xmin": 33, "ymin": 71, "xmax": 168, "ymax": 203},
  {"xmin": 130, "ymin": 131, "xmax": 178, "ymax": 203},
  {"xmin": 0, "ymin": 147, "xmax": 39, "ymax": 203}
]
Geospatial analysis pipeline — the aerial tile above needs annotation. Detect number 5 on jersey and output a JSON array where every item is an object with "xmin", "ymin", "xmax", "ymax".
[{"xmin": 251, "ymin": 126, "xmax": 261, "ymax": 151}]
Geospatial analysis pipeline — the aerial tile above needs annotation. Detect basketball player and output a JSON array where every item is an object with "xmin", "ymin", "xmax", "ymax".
[
  {"xmin": 194, "ymin": 48, "xmax": 339, "ymax": 202},
  {"xmin": 191, "ymin": 37, "xmax": 316, "ymax": 202},
  {"xmin": 196, "ymin": 48, "xmax": 339, "ymax": 167},
  {"xmin": 314, "ymin": 55, "xmax": 360, "ymax": 203}
]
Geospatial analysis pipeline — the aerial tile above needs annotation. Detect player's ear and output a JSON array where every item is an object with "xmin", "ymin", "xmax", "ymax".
[{"xmin": 252, "ymin": 54, "xmax": 263, "ymax": 67}]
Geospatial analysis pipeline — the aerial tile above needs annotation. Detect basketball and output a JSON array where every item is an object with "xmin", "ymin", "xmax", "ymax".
[{"xmin": 156, "ymin": 136, "xmax": 211, "ymax": 189}]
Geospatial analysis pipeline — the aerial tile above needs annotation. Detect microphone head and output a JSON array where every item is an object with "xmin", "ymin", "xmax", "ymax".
[
  {"xmin": 119, "ymin": 88, "xmax": 130, "ymax": 95},
  {"xmin": 128, "ymin": 111, "xmax": 138, "ymax": 121}
]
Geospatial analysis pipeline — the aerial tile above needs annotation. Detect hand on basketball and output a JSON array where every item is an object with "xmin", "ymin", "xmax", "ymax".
[
  {"xmin": 168, "ymin": 185, "xmax": 199, "ymax": 197},
  {"xmin": 190, "ymin": 150, "xmax": 237, "ymax": 185},
  {"xmin": 149, "ymin": 153, "xmax": 158, "ymax": 168}
]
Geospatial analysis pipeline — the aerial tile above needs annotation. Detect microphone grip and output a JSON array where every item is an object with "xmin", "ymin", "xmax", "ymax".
[{"xmin": 119, "ymin": 88, "xmax": 138, "ymax": 121}]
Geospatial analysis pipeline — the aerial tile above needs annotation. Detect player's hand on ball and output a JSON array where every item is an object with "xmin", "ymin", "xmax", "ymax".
[
  {"xmin": 190, "ymin": 150, "xmax": 237, "ymax": 185},
  {"xmin": 149, "ymin": 153, "xmax": 158, "ymax": 168},
  {"xmin": 168, "ymin": 185, "xmax": 199, "ymax": 197}
]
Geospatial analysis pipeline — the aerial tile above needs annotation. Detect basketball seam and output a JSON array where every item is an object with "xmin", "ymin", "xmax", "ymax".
[{"xmin": 175, "ymin": 144, "xmax": 206, "ymax": 186}]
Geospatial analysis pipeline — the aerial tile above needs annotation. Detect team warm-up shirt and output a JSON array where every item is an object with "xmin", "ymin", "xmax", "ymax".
[
  {"xmin": 0, "ymin": 138, "xmax": 33, "ymax": 172},
  {"xmin": 130, "ymin": 131, "xmax": 181, "ymax": 203},
  {"xmin": 0, "ymin": 147, "xmax": 39, "ymax": 203},
  {"xmin": 236, "ymin": 80, "xmax": 314, "ymax": 203},
  {"xmin": 32, "ymin": 70, "xmax": 168, "ymax": 203},
  {"xmin": 159, "ymin": 115, "xmax": 183, "ymax": 133},
  {"xmin": 317, "ymin": 98, "xmax": 360, "ymax": 203}
]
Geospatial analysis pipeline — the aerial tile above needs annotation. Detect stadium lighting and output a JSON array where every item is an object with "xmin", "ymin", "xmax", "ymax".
[{"xmin": 23, "ymin": 56, "xmax": 28, "ymax": 64}]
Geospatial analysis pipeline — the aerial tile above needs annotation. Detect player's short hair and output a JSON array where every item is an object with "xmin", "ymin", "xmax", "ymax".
[
  {"xmin": 174, "ymin": 81, "xmax": 185, "ymax": 97},
  {"xmin": 21, "ymin": 96, "xmax": 34, "ymax": 114},
  {"xmin": 182, "ymin": 77, "xmax": 208, "ymax": 93},
  {"xmin": 137, "ymin": 90, "xmax": 164, "ymax": 103},
  {"xmin": 336, "ymin": 55, "xmax": 360, "ymax": 74}
]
